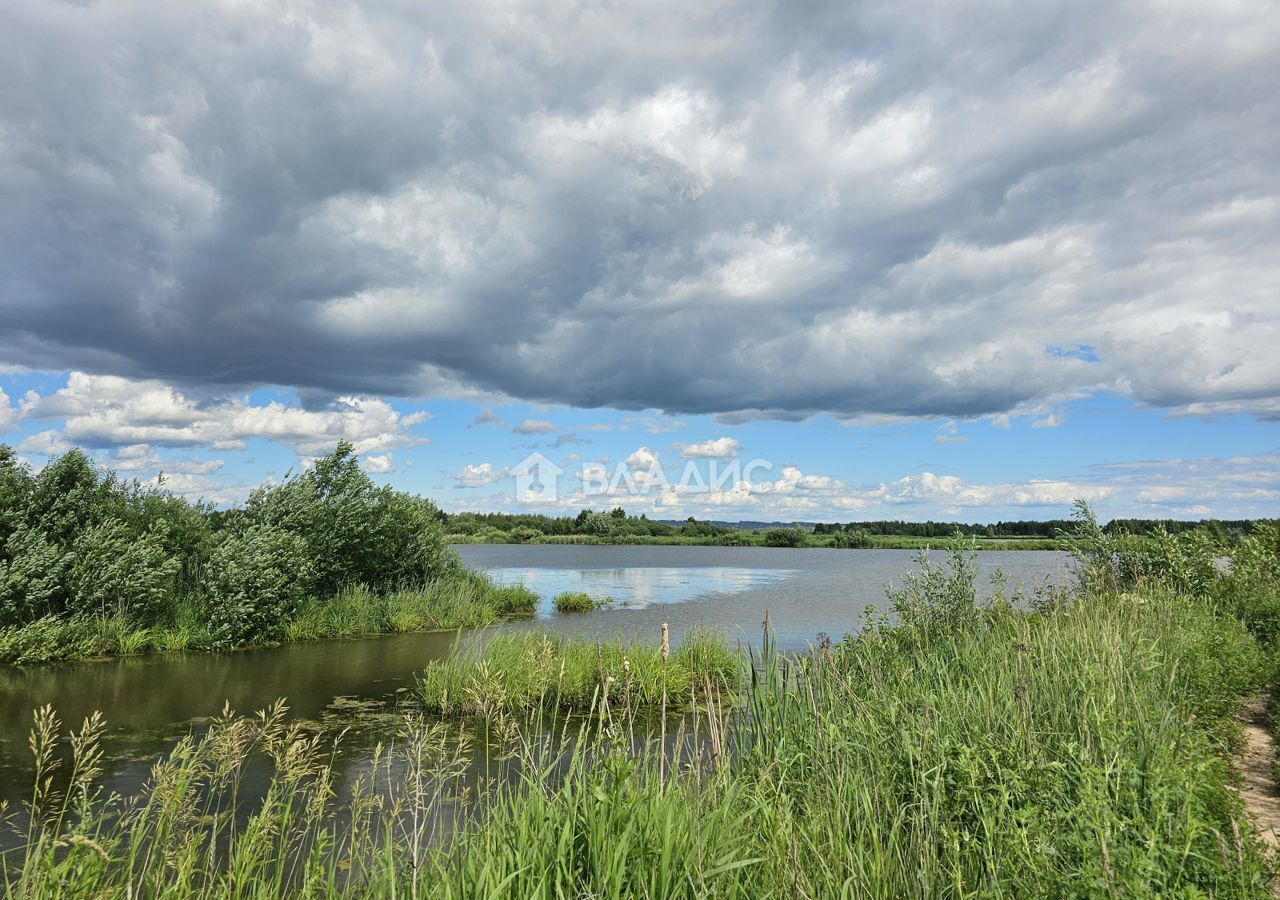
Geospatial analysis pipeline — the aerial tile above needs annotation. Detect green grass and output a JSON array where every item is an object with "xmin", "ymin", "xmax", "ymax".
[
  {"xmin": 0, "ymin": 571, "xmax": 539, "ymax": 666},
  {"xmin": 552, "ymin": 591, "xmax": 605, "ymax": 613},
  {"xmin": 417, "ymin": 629, "xmax": 739, "ymax": 715},
  {"xmin": 6, "ymin": 532, "xmax": 1280, "ymax": 897}
]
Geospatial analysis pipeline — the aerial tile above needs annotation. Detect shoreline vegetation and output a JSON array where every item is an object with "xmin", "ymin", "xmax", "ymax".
[
  {"xmin": 0, "ymin": 441, "xmax": 537, "ymax": 666},
  {"xmin": 6, "ymin": 506, "xmax": 1280, "ymax": 896}
]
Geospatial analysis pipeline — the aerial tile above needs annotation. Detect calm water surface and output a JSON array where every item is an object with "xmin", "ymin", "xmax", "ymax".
[
  {"xmin": 0, "ymin": 545, "xmax": 1072, "ymax": 811},
  {"xmin": 460, "ymin": 544, "xmax": 1072, "ymax": 648}
]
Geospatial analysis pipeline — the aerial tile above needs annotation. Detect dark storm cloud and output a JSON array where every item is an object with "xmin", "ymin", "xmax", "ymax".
[{"xmin": 2, "ymin": 0, "xmax": 1278, "ymax": 419}]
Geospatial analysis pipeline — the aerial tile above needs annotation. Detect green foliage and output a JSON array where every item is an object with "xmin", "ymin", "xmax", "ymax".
[
  {"xmin": 508, "ymin": 524, "xmax": 543, "ymax": 543},
  {"xmin": 281, "ymin": 574, "xmax": 538, "ymax": 641},
  {"xmin": 0, "ymin": 448, "xmax": 215, "ymax": 629},
  {"xmin": 243, "ymin": 442, "xmax": 456, "ymax": 596},
  {"xmin": 1215, "ymin": 523, "xmax": 1280, "ymax": 647},
  {"xmin": 0, "ymin": 441, "xmax": 470, "ymax": 658},
  {"xmin": 205, "ymin": 524, "xmax": 312, "ymax": 647},
  {"xmin": 885, "ymin": 543, "xmax": 982, "ymax": 636},
  {"xmin": 0, "ymin": 615, "xmax": 96, "ymax": 665},
  {"xmin": 0, "ymin": 445, "xmax": 32, "ymax": 550},
  {"xmin": 66, "ymin": 519, "xmax": 180, "ymax": 621},
  {"xmin": 1068, "ymin": 500, "xmax": 1226, "ymax": 598},
  {"xmin": 417, "ymin": 629, "xmax": 738, "ymax": 715},
  {"xmin": 0, "ymin": 525, "xmax": 72, "ymax": 625},
  {"xmin": 579, "ymin": 511, "xmax": 612, "ymax": 535},
  {"xmin": 762, "ymin": 526, "xmax": 805, "ymax": 547},
  {"xmin": 829, "ymin": 527, "xmax": 872, "ymax": 548},
  {"xmin": 552, "ymin": 591, "xmax": 599, "ymax": 613}
]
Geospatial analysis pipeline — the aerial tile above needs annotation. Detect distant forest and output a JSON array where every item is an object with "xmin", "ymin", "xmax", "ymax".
[{"xmin": 444, "ymin": 509, "xmax": 1275, "ymax": 541}]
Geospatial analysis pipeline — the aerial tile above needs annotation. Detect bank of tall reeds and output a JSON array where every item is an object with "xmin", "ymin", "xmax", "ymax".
[{"xmin": 6, "ymin": 509, "xmax": 1280, "ymax": 897}]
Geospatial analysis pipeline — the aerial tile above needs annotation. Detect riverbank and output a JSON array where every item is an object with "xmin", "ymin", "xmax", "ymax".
[
  {"xmin": 7, "ymin": 522, "xmax": 1280, "ymax": 897},
  {"xmin": 0, "ymin": 572, "xmax": 537, "ymax": 666}
]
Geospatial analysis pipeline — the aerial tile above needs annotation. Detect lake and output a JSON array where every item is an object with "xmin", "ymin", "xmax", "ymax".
[
  {"xmin": 460, "ymin": 544, "xmax": 1072, "ymax": 648},
  {"xmin": 0, "ymin": 545, "xmax": 1072, "ymax": 813}
]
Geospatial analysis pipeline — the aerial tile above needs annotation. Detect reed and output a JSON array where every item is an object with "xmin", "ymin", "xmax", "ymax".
[
  {"xmin": 551, "ymin": 591, "xmax": 602, "ymax": 613},
  {"xmin": 417, "ymin": 628, "xmax": 738, "ymax": 715}
]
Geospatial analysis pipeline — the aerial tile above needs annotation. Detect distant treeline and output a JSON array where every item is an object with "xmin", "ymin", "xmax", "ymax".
[
  {"xmin": 813, "ymin": 518, "xmax": 1274, "ymax": 539},
  {"xmin": 447, "ymin": 508, "xmax": 688, "ymax": 541},
  {"xmin": 446, "ymin": 510, "xmax": 1276, "ymax": 542}
]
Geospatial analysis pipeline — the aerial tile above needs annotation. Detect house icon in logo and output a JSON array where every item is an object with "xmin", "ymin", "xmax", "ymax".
[{"xmin": 511, "ymin": 452, "xmax": 563, "ymax": 503}]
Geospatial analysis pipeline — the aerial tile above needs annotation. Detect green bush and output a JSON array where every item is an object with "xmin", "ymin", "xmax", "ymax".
[
  {"xmin": 509, "ymin": 525, "xmax": 543, "ymax": 543},
  {"xmin": 66, "ymin": 519, "xmax": 179, "ymax": 621},
  {"xmin": 0, "ymin": 525, "xmax": 71, "ymax": 626},
  {"xmin": 1215, "ymin": 523, "xmax": 1280, "ymax": 647},
  {"xmin": 243, "ymin": 442, "xmax": 457, "ymax": 595},
  {"xmin": 830, "ymin": 528, "xmax": 872, "ymax": 548},
  {"xmin": 0, "ymin": 615, "xmax": 96, "ymax": 665},
  {"xmin": 205, "ymin": 524, "xmax": 312, "ymax": 647},
  {"xmin": 762, "ymin": 527, "xmax": 805, "ymax": 548}
]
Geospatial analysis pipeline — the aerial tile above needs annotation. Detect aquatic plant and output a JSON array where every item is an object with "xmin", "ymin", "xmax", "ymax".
[{"xmin": 552, "ymin": 591, "xmax": 600, "ymax": 613}]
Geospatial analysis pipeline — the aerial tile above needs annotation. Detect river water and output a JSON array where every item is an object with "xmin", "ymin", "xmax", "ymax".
[{"xmin": 0, "ymin": 545, "xmax": 1073, "ymax": 810}]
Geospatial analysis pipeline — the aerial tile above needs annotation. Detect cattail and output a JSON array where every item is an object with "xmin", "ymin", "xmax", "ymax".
[{"xmin": 660, "ymin": 623, "xmax": 670, "ymax": 662}]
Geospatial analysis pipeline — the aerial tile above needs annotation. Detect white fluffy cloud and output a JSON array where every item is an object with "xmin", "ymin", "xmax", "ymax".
[
  {"xmin": 19, "ymin": 372, "xmax": 428, "ymax": 458},
  {"xmin": 363, "ymin": 453, "xmax": 396, "ymax": 474},
  {"xmin": 0, "ymin": 388, "xmax": 15, "ymax": 432},
  {"xmin": 881, "ymin": 473, "xmax": 1112, "ymax": 509},
  {"xmin": 624, "ymin": 447, "xmax": 661, "ymax": 470},
  {"xmin": 454, "ymin": 462, "xmax": 507, "ymax": 488},
  {"xmin": 680, "ymin": 437, "xmax": 741, "ymax": 459}
]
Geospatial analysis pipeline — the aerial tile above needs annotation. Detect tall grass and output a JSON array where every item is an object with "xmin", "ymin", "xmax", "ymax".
[
  {"xmin": 417, "ymin": 629, "xmax": 738, "ymax": 715},
  {"xmin": 551, "ymin": 591, "xmax": 603, "ymax": 613},
  {"xmin": 282, "ymin": 575, "xmax": 537, "ymax": 641},
  {"xmin": 5, "ymin": 538, "xmax": 1278, "ymax": 897}
]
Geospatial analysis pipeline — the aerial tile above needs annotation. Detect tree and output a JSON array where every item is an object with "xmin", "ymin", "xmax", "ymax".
[
  {"xmin": 244, "ymin": 442, "xmax": 457, "ymax": 594},
  {"xmin": 66, "ymin": 519, "xmax": 179, "ymax": 620},
  {"xmin": 206, "ymin": 524, "xmax": 311, "ymax": 647}
]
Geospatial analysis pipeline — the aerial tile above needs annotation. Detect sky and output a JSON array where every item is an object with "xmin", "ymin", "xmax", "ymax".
[{"xmin": 1, "ymin": 0, "xmax": 1278, "ymax": 523}]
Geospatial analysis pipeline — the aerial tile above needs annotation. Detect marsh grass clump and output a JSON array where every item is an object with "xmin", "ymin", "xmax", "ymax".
[
  {"xmin": 552, "ymin": 591, "xmax": 602, "ymax": 613},
  {"xmin": 417, "ymin": 629, "xmax": 738, "ymax": 715},
  {"xmin": 282, "ymin": 573, "xmax": 539, "ymax": 642}
]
